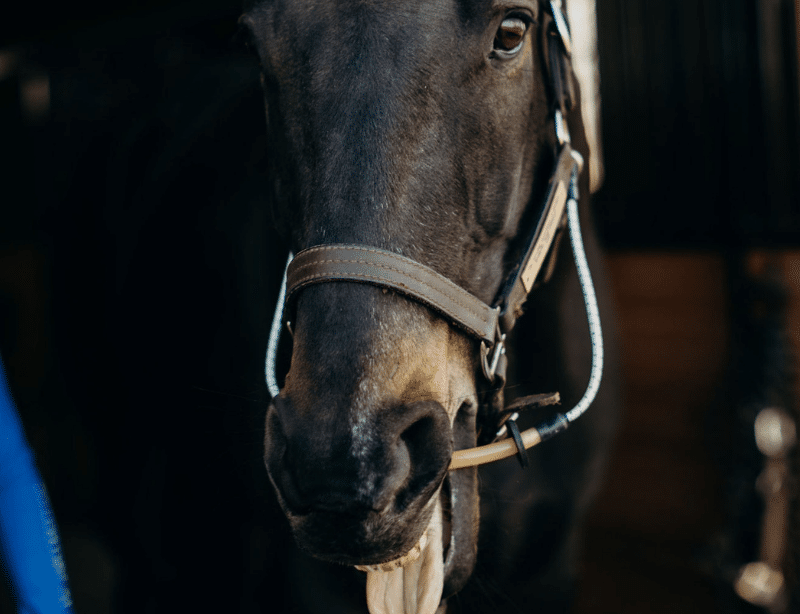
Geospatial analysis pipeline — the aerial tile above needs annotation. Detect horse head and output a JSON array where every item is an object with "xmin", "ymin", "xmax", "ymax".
[{"xmin": 240, "ymin": 1, "xmax": 588, "ymax": 611}]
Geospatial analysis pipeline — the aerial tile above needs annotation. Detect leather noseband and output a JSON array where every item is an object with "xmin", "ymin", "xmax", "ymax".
[{"xmin": 286, "ymin": 244, "xmax": 500, "ymax": 345}]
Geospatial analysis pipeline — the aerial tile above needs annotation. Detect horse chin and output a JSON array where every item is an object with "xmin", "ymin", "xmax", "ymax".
[{"xmin": 283, "ymin": 487, "xmax": 441, "ymax": 567}]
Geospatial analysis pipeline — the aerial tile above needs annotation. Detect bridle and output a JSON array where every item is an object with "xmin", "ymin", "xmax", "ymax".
[{"xmin": 265, "ymin": 0, "xmax": 603, "ymax": 470}]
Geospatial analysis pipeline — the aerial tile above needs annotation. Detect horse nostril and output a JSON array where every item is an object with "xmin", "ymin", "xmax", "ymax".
[
  {"xmin": 394, "ymin": 407, "xmax": 452, "ymax": 512},
  {"xmin": 402, "ymin": 416, "xmax": 437, "ymax": 475},
  {"xmin": 276, "ymin": 462, "xmax": 312, "ymax": 514}
]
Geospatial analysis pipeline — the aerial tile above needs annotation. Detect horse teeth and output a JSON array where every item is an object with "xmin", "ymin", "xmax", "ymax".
[
  {"xmin": 362, "ymin": 498, "xmax": 444, "ymax": 614},
  {"xmin": 354, "ymin": 530, "xmax": 428, "ymax": 573}
]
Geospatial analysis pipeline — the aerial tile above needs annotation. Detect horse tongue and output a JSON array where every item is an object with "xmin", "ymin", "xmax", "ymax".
[{"xmin": 365, "ymin": 499, "xmax": 443, "ymax": 614}]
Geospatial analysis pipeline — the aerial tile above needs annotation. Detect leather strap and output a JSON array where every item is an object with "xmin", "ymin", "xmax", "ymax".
[
  {"xmin": 285, "ymin": 244, "xmax": 500, "ymax": 344},
  {"xmin": 494, "ymin": 144, "xmax": 576, "ymax": 332},
  {"xmin": 544, "ymin": 3, "xmax": 576, "ymax": 115}
]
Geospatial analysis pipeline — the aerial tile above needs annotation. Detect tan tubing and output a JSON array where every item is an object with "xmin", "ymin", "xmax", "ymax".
[{"xmin": 449, "ymin": 427, "xmax": 542, "ymax": 470}]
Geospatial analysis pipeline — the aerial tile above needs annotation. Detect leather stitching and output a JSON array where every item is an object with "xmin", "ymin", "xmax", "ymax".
[
  {"xmin": 286, "ymin": 246, "xmax": 497, "ymax": 339},
  {"xmin": 290, "ymin": 259, "xmax": 488, "ymax": 324},
  {"xmin": 289, "ymin": 271, "xmax": 490, "ymax": 339},
  {"xmin": 291, "ymin": 246, "xmax": 490, "ymax": 319}
]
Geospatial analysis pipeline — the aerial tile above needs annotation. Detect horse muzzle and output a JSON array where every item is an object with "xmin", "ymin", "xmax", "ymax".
[{"xmin": 264, "ymin": 394, "xmax": 453, "ymax": 565}]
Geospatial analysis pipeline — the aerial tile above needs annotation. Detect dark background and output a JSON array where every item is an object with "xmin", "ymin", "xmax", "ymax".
[
  {"xmin": 0, "ymin": 1, "xmax": 798, "ymax": 612},
  {"xmin": 594, "ymin": 0, "xmax": 800, "ymax": 248}
]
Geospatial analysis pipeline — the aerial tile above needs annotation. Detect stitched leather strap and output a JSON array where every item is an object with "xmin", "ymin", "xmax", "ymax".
[
  {"xmin": 285, "ymin": 244, "xmax": 500, "ymax": 344},
  {"xmin": 495, "ymin": 144, "xmax": 575, "ymax": 332}
]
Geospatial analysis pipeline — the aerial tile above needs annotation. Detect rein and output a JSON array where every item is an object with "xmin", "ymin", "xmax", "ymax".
[{"xmin": 265, "ymin": 0, "xmax": 603, "ymax": 470}]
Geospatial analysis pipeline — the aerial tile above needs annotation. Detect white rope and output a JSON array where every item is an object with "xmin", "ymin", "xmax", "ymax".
[
  {"xmin": 564, "ymin": 195, "xmax": 603, "ymax": 424},
  {"xmin": 265, "ymin": 252, "xmax": 293, "ymax": 398}
]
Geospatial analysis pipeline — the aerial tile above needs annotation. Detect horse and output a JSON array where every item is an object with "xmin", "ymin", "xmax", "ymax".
[{"xmin": 238, "ymin": 1, "xmax": 620, "ymax": 611}]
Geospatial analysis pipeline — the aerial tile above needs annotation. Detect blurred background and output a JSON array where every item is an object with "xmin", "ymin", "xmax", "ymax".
[{"xmin": 0, "ymin": 0, "xmax": 798, "ymax": 612}]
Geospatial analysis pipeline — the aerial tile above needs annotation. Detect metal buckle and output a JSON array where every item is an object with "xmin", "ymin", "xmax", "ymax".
[{"xmin": 480, "ymin": 333, "xmax": 506, "ymax": 382}]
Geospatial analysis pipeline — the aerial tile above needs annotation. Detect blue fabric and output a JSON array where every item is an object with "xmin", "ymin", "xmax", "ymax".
[{"xmin": 0, "ymin": 358, "xmax": 73, "ymax": 614}]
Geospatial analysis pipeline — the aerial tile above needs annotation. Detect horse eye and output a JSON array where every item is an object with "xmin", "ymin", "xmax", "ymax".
[{"xmin": 494, "ymin": 17, "xmax": 527, "ymax": 54}]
